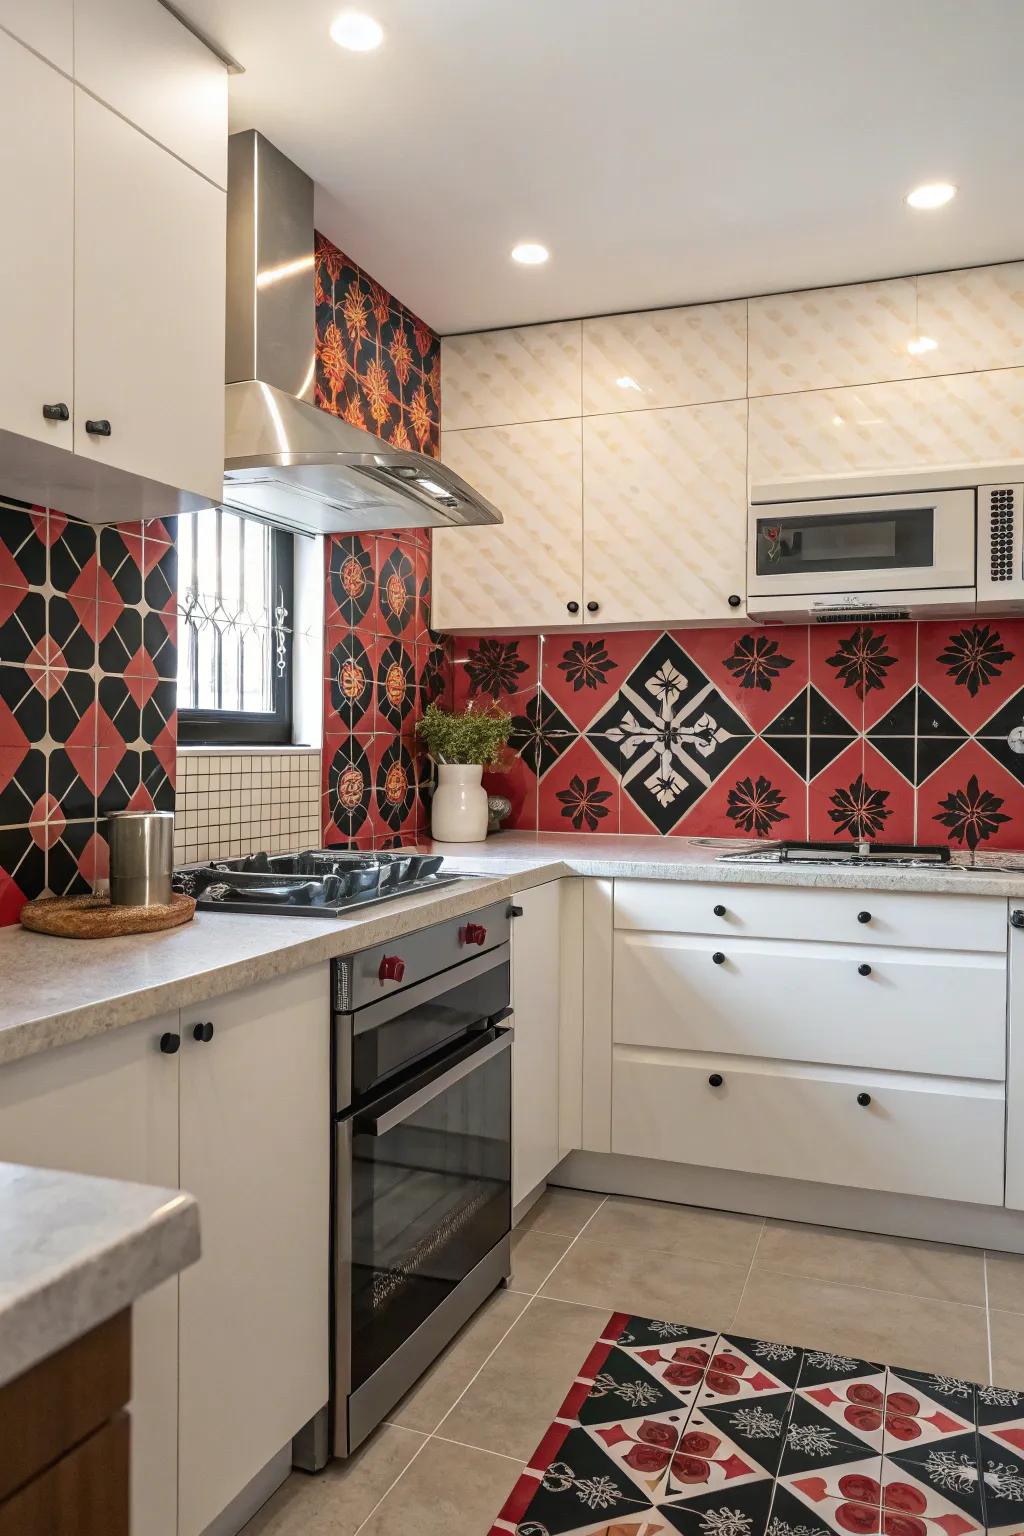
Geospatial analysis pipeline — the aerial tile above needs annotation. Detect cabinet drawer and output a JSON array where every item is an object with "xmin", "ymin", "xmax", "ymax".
[
  {"xmin": 613, "ymin": 931, "xmax": 1007, "ymax": 1079},
  {"xmin": 613, "ymin": 879, "xmax": 1007, "ymax": 952},
  {"xmin": 612, "ymin": 1049, "xmax": 1005, "ymax": 1205}
]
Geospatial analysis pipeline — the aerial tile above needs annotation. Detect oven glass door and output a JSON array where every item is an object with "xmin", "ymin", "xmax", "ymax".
[
  {"xmin": 345, "ymin": 1028, "xmax": 512, "ymax": 1392},
  {"xmin": 754, "ymin": 506, "xmax": 935, "ymax": 576}
]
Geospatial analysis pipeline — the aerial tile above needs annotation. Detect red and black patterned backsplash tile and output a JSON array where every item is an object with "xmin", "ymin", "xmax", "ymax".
[
  {"xmin": 314, "ymin": 231, "xmax": 440, "ymax": 459},
  {"xmin": 455, "ymin": 620, "xmax": 1024, "ymax": 852},
  {"xmin": 0, "ymin": 492, "xmax": 176, "ymax": 923}
]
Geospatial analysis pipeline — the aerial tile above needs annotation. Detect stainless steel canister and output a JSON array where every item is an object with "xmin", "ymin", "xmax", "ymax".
[{"xmin": 105, "ymin": 811, "xmax": 174, "ymax": 907}]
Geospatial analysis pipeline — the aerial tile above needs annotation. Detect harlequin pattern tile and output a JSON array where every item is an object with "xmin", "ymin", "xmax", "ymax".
[{"xmin": 0, "ymin": 496, "xmax": 47, "ymax": 589}]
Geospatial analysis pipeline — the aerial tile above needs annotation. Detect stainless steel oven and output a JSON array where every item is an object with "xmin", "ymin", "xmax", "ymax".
[{"xmin": 295, "ymin": 901, "xmax": 513, "ymax": 1466}]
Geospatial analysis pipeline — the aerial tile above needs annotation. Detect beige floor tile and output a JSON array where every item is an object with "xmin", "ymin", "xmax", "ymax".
[
  {"xmin": 539, "ymin": 1234, "xmax": 747, "ymax": 1327},
  {"xmin": 440, "ymin": 1295, "xmax": 609, "ymax": 1460},
  {"xmin": 584, "ymin": 1195, "xmax": 763, "ymax": 1267},
  {"xmin": 389, "ymin": 1288, "xmax": 528, "ymax": 1435},
  {"xmin": 358, "ymin": 1433, "xmax": 519, "ymax": 1536},
  {"xmin": 989, "ymin": 1309, "xmax": 1024, "ymax": 1388},
  {"xmin": 515, "ymin": 1186, "xmax": 606, "ymax": 1238},
  {"xmin": 987, "ymin": 1252, "xmax": 1024, "ymax": 1315},
  {"xmin": 756, "ymin": 1220, "xmax": 985, "ymax": 1305},
  {"xmin": 241, "ymin": 1425, "xmax": 425, "ymax": 1535},
  {"xmin": 734, "ymin": 1267, "xmax": 989, "ymax": 1380},
  {"xmin": 509, "ymin": 1228, "xmax": 573, "ymax": 1293}
]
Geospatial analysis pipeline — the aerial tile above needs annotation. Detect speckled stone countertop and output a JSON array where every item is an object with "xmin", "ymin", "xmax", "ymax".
[
  {"xmin": 3, "ymin": 833, "xmax": 1024, "ymax": 1069},
  {"xmin": 0, "ymin": 1161, "xmax": 198, "ymax": 1389}
]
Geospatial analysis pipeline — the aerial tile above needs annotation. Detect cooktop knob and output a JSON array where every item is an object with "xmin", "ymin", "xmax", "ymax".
[{"xmin": 379, "ymin": 955, "xmax": 406, "ymax": 984}]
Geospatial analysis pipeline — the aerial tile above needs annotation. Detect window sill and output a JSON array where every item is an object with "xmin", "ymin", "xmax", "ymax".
[{"xmin": 177, "ymin": 744, "xmax": 319, "ymax": 757}]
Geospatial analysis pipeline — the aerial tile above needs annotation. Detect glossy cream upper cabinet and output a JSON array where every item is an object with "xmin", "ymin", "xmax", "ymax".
[
  {"xmin": 583, "ymin": 399, "xmax": 748, "ymax": 625},
  {"xmin": 433, "ymin": 418, "xmax": 585, "ymax": 629},
  {"xmin": 0, "ymin": 31, "xmax": 74, "ymax": 453},
  {"xmin": 74, "ymin": 0, "xmax": 228, "ymax": 186},
  {"xmin": 581, "ymin": 301, "xmax": 747, "ymax": 414},
  {"xmin": 74, "ymin": 89, "xmax": 226, "ymax": 502},
  {"xmin": 441, "ymin": 321, "xmax": 581, "ymax": 431},
  {"xmin": 0, "ymin": 0, "xmax": 72, "ymax": 70}
]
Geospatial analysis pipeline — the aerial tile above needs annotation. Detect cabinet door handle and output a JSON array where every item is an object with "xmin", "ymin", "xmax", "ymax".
[
  {"xmin": 708, "ymin": 1072, "xmax": 724, "ymax": 1088},
  {"xmin": 192, "ymin": 1022, "xmax": 214, "ymax": 1043},
  {"xmin": 857, "ymin": 1091, "xmax": 872, "ymax": 1107},
  {"xmin": 712, "ymin": 951, "xmax": 726, "ymax": 965},
  {"xmin": 85, "ymin": 418, "xmax": 111, "ymax": 436},
  {"xmin": 159, "ymin": 1032, "xmax": 180, "ymax": 1054},
  {"xmin": 42, "ymin": 402, "xmax": 69, "ymax": 422},
  {"xmin": 727, "ymin": 594, "xmax": 742, "ymax": 608},
  {"xmin": 858, "ymin": 963, "xmax": 872, "ymax": 977},
  {"xmin": 586, "ymin": 600, "xmax": 599, "ymax": 613},
  {"xmin": 507, "ymin": 904, "xmax": 524, "ymax": 918},
  {"xmin": 857, "ymin": 910, "xmax": 872, "ymax": 925},
  {"xmin": 713, "ymin": 904, "xmax": 727, "ymax": 917},
  {"xmin": 566, "ymin": 601, "xmax": 580, "ymax": 614}
]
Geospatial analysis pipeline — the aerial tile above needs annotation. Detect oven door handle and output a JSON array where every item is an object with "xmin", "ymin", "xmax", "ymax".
[{"xmin": 354, "ymin": 1028, "xmax": 513, "ymax": 1137}]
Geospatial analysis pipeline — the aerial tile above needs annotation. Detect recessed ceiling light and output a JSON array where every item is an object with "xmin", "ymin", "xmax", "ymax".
[
  {"xmin": 905, "ymin": 181, "xmax": 957, "ymax": 210},
  {"xmin": 330, "ymin": 11, "xmax": 384, "ymax": 50},
  {"xmin": 510, "ymin": 242, "xmax": 549, "ymax": 266},
  {"xmin": 907, "ymin": 334, "xmax": 938, "ymax": 356}
]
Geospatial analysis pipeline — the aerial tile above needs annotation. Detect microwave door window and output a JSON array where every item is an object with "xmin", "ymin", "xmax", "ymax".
[{"xmin": 757, "ymin": 507, "xmax": 935, "ymax": 576}]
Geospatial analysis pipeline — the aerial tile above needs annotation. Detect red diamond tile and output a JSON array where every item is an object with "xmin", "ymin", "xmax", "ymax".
[
  {"xmin": 538, "ymin": 737, "xmax": 618, "ymax": 834},
  {"xmin": 65, "ymin": 701, "xmax": 101, "ymax": 796},
  {"xmin": 919, "ymin": 617, "xmax": 1024, "ymax": 734},
  {"xmin": 542, "ymin": 630, "xmax": 651, "ymax": 731},
  {"xmin": 861, "ymin": 742, "xmax": 915, "ymax": 844},
  {"xmin": 481, "ymin": 751, "xmax": 538, "ymax": 833},
  {"xmin": 152, "ymin": 719, "xmax": 176, "ymax": 783},
  {"xmin": 67, "ymin": 555, "xmax": 101, "ymax": 639},
  {"xmin": 677, "ymin": 738, "xmax": 808, "ymax": 841},
  {"xmin": 681, "ymin": 626, "xmax": 809, "ymax": 734},
  {"xmin": 79, "ymin": 829, "xmax": 109, "ymax": 886},
  {"xmin": 124, "ymin": 647, "xmax": 160, "ymax": 703},
  {"xmin": 808, "ymin": 738, "xmax": 867, "ymax": 842},
  {"xmin": 454, "ymin": 634, "xmax": 538, "ymax": 715},
  {"xmin": 919, "ymin": 739, "xmax": 1024, "ymax": 853}
]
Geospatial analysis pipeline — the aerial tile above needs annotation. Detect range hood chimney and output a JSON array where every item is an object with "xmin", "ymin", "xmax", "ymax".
[{"xmin": 222, "ymin": 130, "xmax": 502, "ymax": 534}]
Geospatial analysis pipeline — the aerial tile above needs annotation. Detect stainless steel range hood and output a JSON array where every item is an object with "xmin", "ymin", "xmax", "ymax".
[{"xmin": 223, "ymin": 131, "xmax": 501, "ymax": 534}]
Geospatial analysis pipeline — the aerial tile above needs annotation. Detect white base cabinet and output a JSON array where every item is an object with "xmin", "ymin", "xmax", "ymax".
[
  {"xmin": 512, "ymin": 881, "xmax": 564, "ymax": 1206},
  {"xmin": 0, "ymin": 964, "xmax": 330, "ymax": 1536}
]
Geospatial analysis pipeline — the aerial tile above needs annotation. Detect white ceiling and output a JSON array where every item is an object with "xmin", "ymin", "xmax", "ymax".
[{"xmin": 179, "ymin": 0, "xmax": 1024, "ymax": 336}]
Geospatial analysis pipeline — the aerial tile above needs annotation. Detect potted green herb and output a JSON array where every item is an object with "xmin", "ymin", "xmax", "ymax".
[{"xmin": 416, "ymin": 703, "xmax": 512, "ymax": 842}]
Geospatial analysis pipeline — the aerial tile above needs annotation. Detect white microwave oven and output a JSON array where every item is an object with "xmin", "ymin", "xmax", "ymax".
[{"xmin": 746, "ymin": 477, "xmax": 1024, "ymax": 622}]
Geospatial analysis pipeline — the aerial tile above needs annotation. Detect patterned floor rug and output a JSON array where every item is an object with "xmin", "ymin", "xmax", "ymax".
[{"xmin": 488, "ymin": 1313, "xmax": 1024, "ymax": 1536}]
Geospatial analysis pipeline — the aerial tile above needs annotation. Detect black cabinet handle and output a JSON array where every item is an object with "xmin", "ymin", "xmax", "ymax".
[
  {"xmin": 85, "ymin": 418, "xmax": 111, "ymax": 436},
  {"xmin": 586, "ymin": 600, "xmax": 599, "ymax": 613},
  {"xmin": 566, "ymin": 601, "xmax": 580, "ymax": 614},
  {"xmin": 712, "ymin": 951, "xmax": 726, "ymax": 965},
  {"xmin": 159, "ymin": 1032, "xmax": 180, "ymax": 1054},
  {"xmin": 857, "ymin": 911, "xmax": 872, "ymax": 924},
  {"xmin": 42, "ymin": 402, "xmax": 69, "ymax": 422},
  {"xmin": 192, "ymin": 1021, "xmax": 214, "ymax": 1043},
  {"xmin": 857, "ymin": 1092, "xmax": 872, "ymax": 1107},
  {"xmin": 708, "ymin": 1072, "xmax": 724, "ymax": 1088},
  {"xmin": 727, "ymin": 594, "xmax": 742, "ymax": 608},
  {"xmin": 507, "ymin": 904, "xmax": 524, "ymax": 918},
  {"xmin": 858, "ymin": 963, "xmax": 872, "ymax": 977},
  {"xmin": 713, "ymin": 904, "xmax": 727, "ymax": 917}
]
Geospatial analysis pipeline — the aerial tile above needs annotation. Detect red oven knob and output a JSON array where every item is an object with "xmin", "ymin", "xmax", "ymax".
[
  {"xmin": 378, "ymin": 955, "xmax": 406, "ymax": 984},
  {"xmin": 460, "ymin": 923, "xmax": 487, "ymax": 947}
]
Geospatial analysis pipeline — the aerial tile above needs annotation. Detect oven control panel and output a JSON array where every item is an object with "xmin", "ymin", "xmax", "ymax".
[{"xmin": 334, "ymin": 900, "xmax": 512, "ymax": 1012}]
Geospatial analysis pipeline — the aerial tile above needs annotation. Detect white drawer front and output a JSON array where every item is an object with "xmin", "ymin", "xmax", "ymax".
[
  {"xmin": 612, "ymin": 1049, "xmax": 1005, "ymax": 1205},
  {"xmin": 613, "ymin": 879, "xmax": 1007, "ymax": 953},
  {"xmin": 613, "ymin": 932, "xmax": 1007, "ymax": 1079}
]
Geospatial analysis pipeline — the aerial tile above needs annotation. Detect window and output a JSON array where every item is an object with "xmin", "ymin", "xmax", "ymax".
[{"xmin": 177, "ymin": 508, "xmax": 294, "ymax": 745}]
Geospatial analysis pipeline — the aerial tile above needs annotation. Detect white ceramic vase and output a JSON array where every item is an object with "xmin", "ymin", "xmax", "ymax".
[{"xmin": 431, "ymin": 763, "xmax": 488, "ymax": 843}]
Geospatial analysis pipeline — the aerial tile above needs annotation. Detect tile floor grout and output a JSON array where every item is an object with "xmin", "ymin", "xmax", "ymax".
[
  {"xmin": 983, "ymin": 1250, "xmax": 994, "ymax": 1382},
  {"xmin": 355, "ymin": 1196, "xmax": 610, "ymax": 1534},
  {"xmin": 728, "ymin": 1216, "xmax": 766, "ymax": 1329}
]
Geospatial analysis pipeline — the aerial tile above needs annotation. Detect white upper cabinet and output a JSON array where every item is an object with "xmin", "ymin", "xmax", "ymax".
[
  {"xmin": 0, "ymin": 0, "xmax": 72, "ymax": 70},
  {"xmin": 582, "ymin": 301, "xmax": 747, "ymax": 414},
  {"xmin": 74, "ymin": 0, "xmax": 228, "ymax": 186},
  {"xmin": 441, "ymin": 321, "xmax": 581, "ymax": 430},
  {"xmin": 748, "ymin": 278, "xmax": 920, "ymax": 396},
  {"xmin": 0, "ymin": 31, "xmax": 74, "ymax": 454},
  {"xmin": 74, "ymin": 88, "xmax": 226, "ymax": 502},
  {"xmin": 582, "ymin": 399, "xmax": 748, "ymax": 625}
]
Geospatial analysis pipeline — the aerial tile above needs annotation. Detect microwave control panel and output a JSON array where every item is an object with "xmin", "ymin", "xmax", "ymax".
[{"xmin": 977, "ymin": 484, "xmax": 1024, "ymax": 610}]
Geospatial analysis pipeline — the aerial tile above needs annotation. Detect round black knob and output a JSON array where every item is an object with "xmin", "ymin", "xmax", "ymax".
[
  {"xmin": 712, "ymin": 951, "xmax": 726, "ymax": 965},
  {"xmin": 713, "ymin": 904, "xmax": 727, "ymax": 917},
  {"xmin": 193, "ymin": 1022, "xmax": 214, "ymax": 1042},
  {"xmin": 857, "ymin": 911, "xmax": 872, "ymax": 924},
  {"xmin": 586, "ymin": 600, "xmax": 599, "ymax": 613},
  {"xmin": 858, "ymin": 963, "xmax": 872, "ymax": 977},
  {"xmin": 857, "ymin": 1092, "xmax": 872, "ymax": 1107},
  {"xmin": 708, "ymin": 1073, "xmax": 724, "ymax": 1088},
  {"xmin": 159, "ymin": 1032, "xmax": 180, "ymax": 1054},
  {"xmin": 566, "ymin": 601, "xmax": 580, "ymax": 614},
  {"xmin": 42, "ymin": 402, "xmax": 69, "ymax": 422},
  {"xmin": 85, "ymin": 418, "xmax": 111, "ymax": 436},
  {"xmin": 1012, "ymin": 910, "xmax": 1024, "ymax": 929},
  {"xmin": 727, "ymin": 594, "xmax": 742, "ymax": 608}
]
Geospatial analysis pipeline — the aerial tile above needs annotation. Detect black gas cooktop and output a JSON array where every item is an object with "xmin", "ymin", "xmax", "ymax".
[{"xmin": 173, "ymin": 849, "xmax": 474, "ymax": 917}]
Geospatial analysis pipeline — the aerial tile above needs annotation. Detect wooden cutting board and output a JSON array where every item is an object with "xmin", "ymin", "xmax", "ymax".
[{"xmin": 19, "ymin": 892, "xmax": 196, "ymax": 939}]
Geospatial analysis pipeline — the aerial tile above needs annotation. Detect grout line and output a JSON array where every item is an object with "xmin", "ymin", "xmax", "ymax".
[
  {"xmin": 984, "ymin": 1252, "xmax": 994, "ymax": 1383},
  {"xmin": 748, "ymin": 1261, "xmax": 989, "ymax": 1312},
  {"xmin": 729, "ymin": 1217, "xmax": 766, "ymax": 1328},
  {"xmin": 351, "ymin": 1432, "xmax": 434, "ymax": 1536},
  {"xmin": 430, "ymin": 1433, "xmax": 525, "ymax": 1464}
]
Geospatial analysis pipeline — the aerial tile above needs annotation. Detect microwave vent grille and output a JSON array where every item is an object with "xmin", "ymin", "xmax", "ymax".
[
  {"xmin": 814, "ymin": 609, "xmax": 911, "ymax": 624},
  {"xmin": 987, "ymin": 486, "xmax": 1016, "ymax": 582}
]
